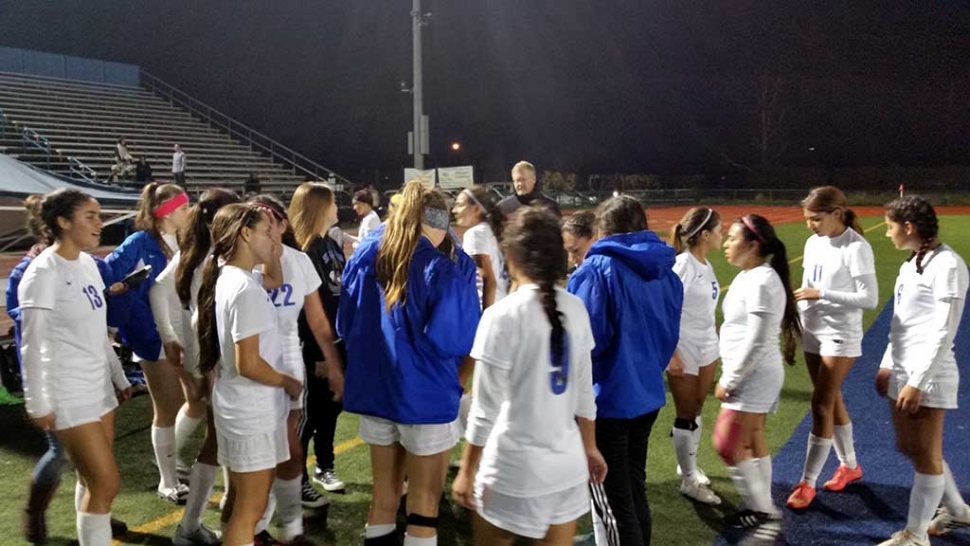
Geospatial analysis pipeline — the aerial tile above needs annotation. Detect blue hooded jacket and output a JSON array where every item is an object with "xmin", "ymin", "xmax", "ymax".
[
  {"xmin": 567, "ymin": 230, "xmax": 683, "ymax": 419},
  {"xmin": 103, "ymin": 231, "xmax": 170, "ymax": 360},
  {"xmin": 337, "ymin": 225, "xmax": 480, "ymax": 424}
]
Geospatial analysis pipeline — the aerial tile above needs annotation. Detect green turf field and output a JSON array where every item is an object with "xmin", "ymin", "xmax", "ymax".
[{"xmin": 1, "ymin": 214, "xmax": 968, "ymax": 546}]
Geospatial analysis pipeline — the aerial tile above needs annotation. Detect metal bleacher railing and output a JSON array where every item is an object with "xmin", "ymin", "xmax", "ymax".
[
  {"xmin": 68, "ymin": 155, "xmax": 98, "ymax": 183},
  {"xmin": 22, "ymin": 127, "xmax": 51, "ymax": 169},
  {"xmin": 140, "ymin": 70, "xmax": 351, "ymax": 188}
]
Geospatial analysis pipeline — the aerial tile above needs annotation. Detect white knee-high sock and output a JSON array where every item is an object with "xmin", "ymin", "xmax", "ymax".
[
  {"xmin": 77, "ymin": 512, "xmax": 111, "ymax": 546},
  {"xmin": 673, "ymin": 427, "xmax": 696, "ymax": 481},
  {"xmin": 174, "ymin": 407, "xmax": 203, "ymax": 467},
  {"xmin": 692, "ymin": 415, "xmax": 704, "ymax": 461},
  {"xmin": 181, "ymin": 463, "xmax": 218, "ymax": 533},
  {"xmin": 730, "ymin": 459, "xmax": 772, "ymax": 514},
  {"xmin": 151, "ymin": 425, "xmax": 178, "ymax": 491},
  {"xmin": 801, "ymin": 434, "xmax": 833, "ymax": 488},
  {"xmin": 255, "ymin": 490, "xmax": 276, "ymax": 535},
  {"xmin": 75, "ymin": 480, "xmax": 86, "ymax": 512},
  {"xmin": 942, "ymin": 461, "xmax": 969, "ymax": 516},
  {"xmin": 752, "ymin": 456, "xmax": 778, "ymax": 514},
  {"xmin": 273, "ymin": 477, "xmax": 304, "ymax": 540},
  {"xmin": 404, "ymin": 534, "xmax": 436, "ymax": 545},
  {"xmin": 365, "ymin": 523, "xmax": 396, "ymax": 538},
  {"xmin": 832, "ymin": 423, "xmax": 858, "ymax": 469},
  {"xmin": 906, "ymin": 472, "xmax": 945, "ymax": 540}
]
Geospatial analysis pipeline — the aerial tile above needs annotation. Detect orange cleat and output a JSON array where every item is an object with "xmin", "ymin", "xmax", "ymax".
[
  {"xmin": 823, "ymin": 464, "xmax": 863, "ymax": 492},
  {"xmin": 786, "ymin": 481, "xmax": 817, "ymax": 510}
]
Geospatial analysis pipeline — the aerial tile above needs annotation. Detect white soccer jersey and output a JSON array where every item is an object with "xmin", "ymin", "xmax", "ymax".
[
  {"xmin": 212, "ymin": 265, "xmax": 288, "ymax": 437},
  {"xmin": 359, "ymin": 210, "xmax": 381, "ymax": 242},
  {"xmin": 888, "ymin": 244, "xmax": 968, "ymax": 391},
  {"xmin": 18, "ymin": 248, "xmax": 114, "ymax": 414},
  {"xmin": 461, "ymin": 222, "xmax": 508, "ymax": 306},
  {"xmin": 798, "ymin": 228, "xmax": 876, "ymax": 341},
  {"xmin": 673, "ymin": 251, "xmax": 720, "ymax": 349},
  {"xmin": 719, "ymin": 264, "xmax": 786, "ymax": 393},
  {"xmin": 264, "ymin": 246, "xmax": 322, "ymax": 377},
  {"xmin": 152, "ymin": 251, "xmax": 206, "ymax": 371},
  {"xmin": 466, "ymin": 285, "xmax": 596, "ymax": 498}
]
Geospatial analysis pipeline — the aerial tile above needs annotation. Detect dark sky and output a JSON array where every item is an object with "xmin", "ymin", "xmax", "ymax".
[{"xmin": 2, "ymin": 1, "xmax": 969, "ymax": 183}]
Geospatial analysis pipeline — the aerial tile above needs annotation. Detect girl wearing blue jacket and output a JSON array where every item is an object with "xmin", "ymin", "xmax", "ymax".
[
  {"xmin": 338, "ymin": 180, "xmax": 480, "ymax": 546},
  {"xmin": 104, "ymin": 182, "xmax": 191, "ymax": 504},
  {"xmin": 567, "ymin": 195, "xmax": 683, "ymax": 546}
]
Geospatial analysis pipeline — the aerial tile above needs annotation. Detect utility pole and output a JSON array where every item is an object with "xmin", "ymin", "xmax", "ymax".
[{"xmin": 410, "ymin": 0, "xmax": 427, "ymax": 170}]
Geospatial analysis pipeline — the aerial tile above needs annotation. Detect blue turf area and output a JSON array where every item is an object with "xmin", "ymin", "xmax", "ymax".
[{"xmin": 714, "ymin": 297, "xmax": 970, "ymax": 546}]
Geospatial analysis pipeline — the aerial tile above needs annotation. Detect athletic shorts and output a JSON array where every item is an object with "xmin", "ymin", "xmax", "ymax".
[
  {"xmin": 676, "ymin": 340, "xmax": 719, "ymax": 376},
  {"xmin": 887, "ymin": 370, "xmax": 958, "ymax": 410},
  {"xmin": 720, "ymin": 361, "xmax": 784, "ymax": 414},
  {"xmin": 475, "ymin": 481, "xmax": 589, "ymax": 540},
  {"xmin": 53, "ymin": 380, "xmax": 118, "ymax": 431},
  {"xmin": 801, "ymin": 331, "xmax": 861, "ymax": 358},
  {"xmin": 217, "ymin": 425, "xmax": 289, "ymax": 473},
  {"xmin": 358, "ymin": 415, "xmax": 459, "ymax": 456}
]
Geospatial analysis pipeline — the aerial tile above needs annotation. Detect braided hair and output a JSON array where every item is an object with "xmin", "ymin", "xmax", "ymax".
[{"xmin": 886, "ymin": 195, "xmax": 939, "ymax": 274}]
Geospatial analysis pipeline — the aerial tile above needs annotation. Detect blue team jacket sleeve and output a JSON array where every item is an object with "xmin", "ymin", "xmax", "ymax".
[
  {"xmin": 567, "ymin": 265, "xmax": 614, "ymax": 360},
  {"xmin": 424, "ymin": 249, "xmax": 480, "ymax": 359},
  {"xmin": 104, "ymin": 231, "xmax": 147, "ymax": 285}
]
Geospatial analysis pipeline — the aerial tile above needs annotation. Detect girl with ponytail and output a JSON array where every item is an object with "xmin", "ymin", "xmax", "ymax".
[
  {"xmin": 148, "ymin": 187, "xmax": 238, "ymax": 544},
  {"xmin": 715, "ymin": 214, "xmax": 800, "ymax": 529},
  {"xmin": 195, "ymin": 204, "xmax": 302, "ymax": 546},
  {"xmin": 874, "ymin": 196, "xmax": 970, "ymax": 546},
  {"xmin": 452, "ymin": 207, "xmax": 606, "ymax": 545},
  {"xmin": 104, "ymin": 182, "xmax": 192, "ymax": 504},
  {"xmin": 451, "ymin": 184, "xmax": 508, "ymax": 309},
  {"xmin": 337, "ymin": 180, "xmax": 480, "ymax": 545},
  {"xmin": 665, "ymin": 207, "xmax": 724, "ymax": 505},
  {"xmin": 788, "ymin": 186, "xmax": 878, "ymax": 510}
]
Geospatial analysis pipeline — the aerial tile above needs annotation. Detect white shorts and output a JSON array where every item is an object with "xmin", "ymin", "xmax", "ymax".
[
  {"xmin": 53, "ymin": 381, "xmax": 118, "ymax": 431},
  {"xmin": 358, "ymin": 415, "xmax": 459, "ymax": 456},
  {"xmin": 133, "ymin": 348, "xmax": 164, "ymax": 363},
  {"xmin": 887, "ymin": 371, "xmax": 958, "ymax": 410},
  {"xmin": 475, "ymin": 481, "xmax": 590, "ymax": 539},
  {"xmin": 676, "ymin": 340, "xmax": 719, "ymax": 376},
  {"xmin": 720, "ymin": 361, "xmax": 784, "ymax": 414},
  {"xmin": 217, "ymin": 425, "xmax": 289, "ymax": 473},
  {"xmin": 801, "ymin": 331, "xmax": 861, "ymax": 358}
]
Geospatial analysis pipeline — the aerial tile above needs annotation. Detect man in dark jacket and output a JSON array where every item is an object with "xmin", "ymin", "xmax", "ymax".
[{"xmin": 496, "ymin": 161, "xmax": 561, "ymax": 217}]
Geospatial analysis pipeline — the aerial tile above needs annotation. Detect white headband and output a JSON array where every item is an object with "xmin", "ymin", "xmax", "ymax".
[{"xmin": 685, "ymin": 208, "xmax": 713, "ymax": 240}]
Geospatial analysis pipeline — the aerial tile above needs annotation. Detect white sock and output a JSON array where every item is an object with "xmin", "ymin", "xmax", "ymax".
[
  {"xmin": 906, "ymin": 472, "xmax": 945, "ymax": 540},
  {"xmin": 752, "ymin": 456, "xmax": 778, "ymax": 514},
  {"xmin": 174, "ymin": 407, "xmax": 203, "ymax": 467},
  {"xmin": 801, "ymin": 434, "xmax": 833, "ymax": 488},
  {"xmin": 77, "ymin": 512, "xmax": 111, "ymax": 546},
  {"xmin": 365, "ymin": 523, "xmax": 397, "ymax": 538},
  {"xmin": 942, "ymin": 461, "xmax": 969, "ymax": 516},
  {"xmin": 151, "ymin": 425, "xmax": 178, "ymax": 491},
  {"xmin": 832, "ymin": 423, "xmax": 858, "ymax": 469},
  {"xmin": 730, "ymin": 459, "xmax": 771, "ymax": 514},
  {"xmin": 404, "ymin": 534, "xmax": 436, "ymax": 545},
  {"xmin": 181, "ymin": 463, "xmax": 218, "ymax": 533},
  {"xmin": 255, "ymin": 491, "xmax": 276, "ymax": 535},
  {"xmin": 673, "ymin": 427, "xmax": 696, "ymax": 481},
  {"xmin": 692, "ymin": 415, "xmax": 703, "ymax": 462},
  {"xmin": 75, "ymin": 480, "xmax": 86, "ymax": 512},
  {"xmin": 273, "ymin": 477, "xmax": 304, "ymax": 540}
]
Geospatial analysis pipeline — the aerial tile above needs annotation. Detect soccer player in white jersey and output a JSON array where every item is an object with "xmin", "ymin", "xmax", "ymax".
[
  {"xmin": 195, "ymin": 204, "xmax": 303, "ymax": 546},
  {"xmin": 666, "ymin": 207, "xmax": 723, "ymax": 505},
  {"xmin": 874, "ymin": 196, "xmax": 970, "ymax": 546},
  {"xmin": 19, "ymin": 189, "xmax": 132, "ymax": 546},
  {"xmin": 787, "ymin": 186, "xmax": 878, "ymax": 509},
  {"xmin": 714, "ymin": 215, "xmax": 801, "ymax": 530},
  {"xmin": 452, "ymin": 207, "xmax": 607, "ymax": 545},
  {"xmin": 452, "ymin": 184, "xmax": 509, "ymax": 310},
  {"xmin": 150, "ymin": 188, "xmax": 240, "ymax": 546}
]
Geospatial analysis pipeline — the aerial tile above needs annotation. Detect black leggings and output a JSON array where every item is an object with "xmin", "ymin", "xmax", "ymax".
[{"xmin": 299, "ymin": 369, "xmax": 343, "ymax": 474}]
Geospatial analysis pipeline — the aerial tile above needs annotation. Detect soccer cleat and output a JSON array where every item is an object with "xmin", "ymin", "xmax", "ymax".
[
  {"xmin": 301, "ymin": 479, "xmax": 330, "ymax": 508},
  {"xmin": 172, "ymin": 523, "xmax": 222, "ymax": 546},
  {"xmin": 110, "ymin": 517, "xmax": 128, "ymax": 538},
  {"xmin": 876, "ymin": 530, "xmax": 929, "ymax": 546},
  {"xmin": 681, "ymin": 479, "xmax": 722, "ymax": 505},
  {"xmin": 723, "ymin": 509, "xmax": 780, "ymax": 529},
  {"xmin": 823, "ymin": 464, "xmax": 863, "ymax": 492},
  {"xmin": 677, "ymin": 464, "xmax": 711, "ymax": 486},
  {"xmin": 313, "ymin": 468, "xmax": 346, "ymax": 493},
  {"xmin": 176, "ymin": 463, "xmax": 193, "ymax": 485},
  {"xmin": 786, "ymin": 481, "xmax": 817, "ymax": 510},
  {"xmin": 928, "ymin": 504, "xmax": 970, "ymax": 536},
  {"xmin": 286, "ymin": 535, "xmax": 319, "ymax": 545},
  {"xmin": 254, "ymin": 530, "xmax": 283, "ymax": 546},
  {"xmin": 157, "ymin": 484, "xmax": 190, "ymax": 505}
]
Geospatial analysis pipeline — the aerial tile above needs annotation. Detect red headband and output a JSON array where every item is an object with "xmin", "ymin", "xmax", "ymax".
[
  {"xmin": 741, "ymin": 216, "xmax": 767, "ymax": 243},
  {"xmin": 153, "ymin": 192, "xmax": 189, "ymax": 219}
]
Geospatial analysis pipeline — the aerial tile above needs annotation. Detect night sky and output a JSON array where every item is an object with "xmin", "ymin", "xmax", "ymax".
[{"xmin": 1, "ymin": 1, "xmax": 968, "ymax": 184}]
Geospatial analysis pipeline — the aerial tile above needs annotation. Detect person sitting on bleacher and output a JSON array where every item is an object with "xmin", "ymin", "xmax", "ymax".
[{"xmin": 109, "ymin": 137, "xmax": 136, "ymax": 184}]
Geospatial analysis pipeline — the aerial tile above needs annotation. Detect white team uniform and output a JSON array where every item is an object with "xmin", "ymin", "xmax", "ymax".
[
  {"xmin": 263, "ymin": 246, "xmax": 321, "ymax": 410},
  {"xmin": 357, "ymin": 210, "xmax": 381, "ymax": 245},
  {"xmin": 18, "ymin": 248, "xmax": 129, "ymax": 430},
  {"xmin": 462, "ymin": 222, "xmax": 509, "ymax": 307},
  {"xmin": 151, "ymin": 251, "xmax": 204, "ymax": 375},
  {"xmin": 798, "ymin": 229, "xmax": 877, "ymax": 357},
  {"xmin": 672, "ymin": 252, "xmax": 720, "ymax": 374},
  {"xmin": 466, "ymin": 285, "xmax": 596, "ymax": 539},
  {"xmin": 212, "ymin": 265, "xmax": 289, "ymax": 472},
  {"xmin": 718, "ymin": 264, "xmax": 786, "ymax": 414},
  {"xmin": 883, "ymin": 245, "xmax": 968, "ymax": 409}
]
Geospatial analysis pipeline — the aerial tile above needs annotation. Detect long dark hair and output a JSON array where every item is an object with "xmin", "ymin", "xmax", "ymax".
[
  {"xmin": 249, "ymin": 194, "xmax": 298, "ymax": 249},
  {"xmin": 802, "ymin": 186, "xmax": 864, "ymax": 237},
  {"xmin": 175, "ymin": 188, "xmax": 240, "ymax": 307},
  {"xmin": 670, "ymin": 207, "xmax": 721, "ymax": 253},
  {"xmin": 502, "ymin": 208, "xmax": 570, "ymax": 386},
  {"xmin": 25, "ymin": 189, "xmax": 93, "ymax": 245},
  {"xmin": 885, "ymin": 195, "xmax": 939, "ymax": 274},
  {"xmin": 196, "ymin": 204, "xmax": 268, "ymax": 374},
  {"xmin": 464, "ymin": 185, "xmax": 506, "ymax": 242},
  {"xmin": 595, "ymin": 195, "xmax": 648, "ymax": 236},
  {"xmin": 737, "ymin": 214, "xmax": 802, "ymax": 365}
]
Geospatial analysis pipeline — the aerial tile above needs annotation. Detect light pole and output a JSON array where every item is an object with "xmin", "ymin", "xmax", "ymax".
[{"xmin": 409, "ymin": 0, "xmax": 430, "ymax": 170}]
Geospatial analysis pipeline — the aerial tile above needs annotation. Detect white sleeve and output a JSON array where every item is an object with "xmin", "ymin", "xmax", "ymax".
[
  {"xmin": 149, "ymin": 258, "xmax": 179, "ymax": 344},
  {"xmin": 847, "ymin": 240, "xmax": 877, "ymax": 277},
  {"xmin": 820, "ymin": 273, "xmax": 879, "ymax": 310},
  {"xmin": 465, "ymin": 359, "xmax": 511, "ymax": 446},
  {"xmin": 229, "ymin": 287, "xmax": 274, "ymax": 342},
  {"xmin": 20, "ymin": 309, "xmax": 53, "ymax": 417},
  {"xmin": 800, "ymin": 239, "xmax": 812, "ymax": 289},
  {"xmin": 880, "ymin": 343, "xmax": 893, "ymax": 370},
  {"xmin": 469, "ymin": 306, "xmax": 516, "ymax": 369},
  {"xmin": 106, "ymin": 335, "xmax": 130, "ymax": 390},
  {"xmin": 298, "ymin": 252, "xmax": 322, "ymax": 295},
  {"xmin": 573, "ymin": 307, "xmax": 597, "ymax": 420},
  {"xmin": 719, "ymin": 311, "xmax": 773, "ymax": 393},
  {"xmin": 907, "ymin": 297, "xmax": 961, "ymax": 391},
  {"xmin": 671, "ymin": 256, "xmax": 691, "ymax": 296},
  {"xmin": 462, "ymin": 226, "xmax": 487, "ymax": 257}
]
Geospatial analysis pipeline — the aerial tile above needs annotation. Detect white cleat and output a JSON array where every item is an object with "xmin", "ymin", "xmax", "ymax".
[
  {"xmin": 677, "ymin": 465, "xmax": 712, "ymax": 486},
  {"xmin": 877, "ymin": 530, "xmax": 930, "ymax": 546},
  {"xmin": 929, "ymin": 504, "xmax": 970, "ymax": 536},
  {"xmin": 680, "ymin": 478, "xmax": 721, "ymax": 505}
]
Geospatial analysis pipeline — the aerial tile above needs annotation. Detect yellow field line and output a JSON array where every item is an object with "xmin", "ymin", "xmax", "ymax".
[{"xmin": 111, "ymin": 436, "xmax": 365, "ymax": 545}]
